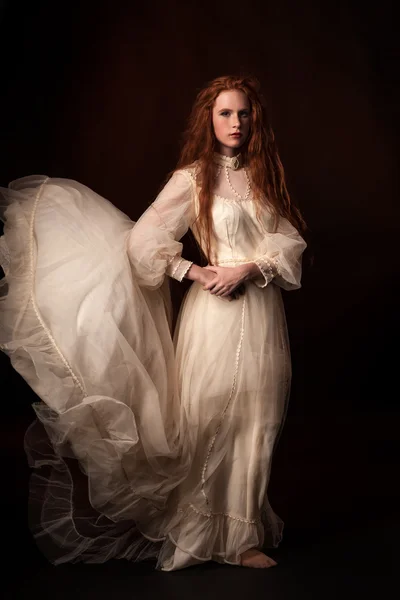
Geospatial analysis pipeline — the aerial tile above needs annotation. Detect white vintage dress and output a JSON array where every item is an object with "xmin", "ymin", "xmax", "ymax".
[{"xmin": 0, "ymin": 153, "xmax": 306, "ymax": 571}]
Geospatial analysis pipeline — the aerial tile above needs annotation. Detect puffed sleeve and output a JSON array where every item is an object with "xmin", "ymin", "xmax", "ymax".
[
  {"xmin": 252, "ymin": 216, "xmax": 307, "ymax": 291},
  {"xmin": 127, "ymin": 170, "xmax": 195, "ymax": 290}
]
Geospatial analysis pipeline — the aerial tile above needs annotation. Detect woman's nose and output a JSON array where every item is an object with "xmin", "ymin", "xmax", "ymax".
[{"xmin": 231, "ymin": 114, "xmax": 240, "ymax": 128}]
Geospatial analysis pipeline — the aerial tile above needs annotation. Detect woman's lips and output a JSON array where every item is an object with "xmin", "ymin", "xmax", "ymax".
[{"xmin": 230, "ymin": 133, "xmax": 242, "ymax": 137}]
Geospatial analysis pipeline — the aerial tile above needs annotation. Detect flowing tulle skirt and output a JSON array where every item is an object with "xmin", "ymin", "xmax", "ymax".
[{"xmin": 0, "ymin": 176, "xmax": 290, "ymax": 570}]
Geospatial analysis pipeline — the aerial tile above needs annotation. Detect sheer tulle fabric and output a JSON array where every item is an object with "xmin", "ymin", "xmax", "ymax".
[
  {"xmin": 0, "ymin": 169, "xmax": 306, "ymax": 570},
  {"xmin": 0, "ymin": 176, "xmax": 192, "ymax": 565}
]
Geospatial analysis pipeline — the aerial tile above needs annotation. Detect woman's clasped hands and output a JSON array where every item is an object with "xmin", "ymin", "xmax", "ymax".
[{"xmin": 201, "ymin": 265, "xmax": 249, "ymax": 301}]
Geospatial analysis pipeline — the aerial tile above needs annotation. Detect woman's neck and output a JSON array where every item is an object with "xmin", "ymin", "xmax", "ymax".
[{"xmin": 216, "ymin": 145, "xmax": 241, "ymax": 158}]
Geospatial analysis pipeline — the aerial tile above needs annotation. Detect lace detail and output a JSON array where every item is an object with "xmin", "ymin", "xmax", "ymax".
[
  {"xmin": 24, "ymin": 178, "xmax": 87, "ymax": 396},
  {"xmin": 169, "ymin": 258, "xmax": 193, "ymax": 282},
  {"xmin": 181, "ymin": 164, "xmax": 253, "ymax": 204},
  {"xmin": 213, "ymin": 153, "xmax": 243, "ymax": 170},
  {"xmin": 179, "ymin": 165, "xmax": 200, "ymax": 185},
  {"xmin": 214, "ymin": 193, "xmax": 254, "ymax": 205},
  {"xmin": 171, "ymin": 257, "xmax": 184, "ymax": 278},
  {"xmin": 216, "ymin": 257, "xmax": 259, "ymax": 265},
  {"xmin": 178, "ymin": 261, "xmax": 193, "ymax": 281},
  {"xmin": 178, "ymin": 503, "xmax": 260, "ymax": 525},
  {"xmin": 200, "ymin": 296, "xmax": 246, "ymax": 504},
  {"xmin": 253, "ymin": 257, "xmax": 280, "ymax": 288}
]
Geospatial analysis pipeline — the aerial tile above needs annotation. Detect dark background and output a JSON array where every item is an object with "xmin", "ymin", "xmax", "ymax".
[{"xmin": 0, "ymin": 0, "xmax": 398, "ymax": 566}]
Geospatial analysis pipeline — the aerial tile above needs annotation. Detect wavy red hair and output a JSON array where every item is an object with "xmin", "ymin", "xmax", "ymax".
[{"xmin": 176, "ymin": 75, "xmax": 307, "ymax": 263}]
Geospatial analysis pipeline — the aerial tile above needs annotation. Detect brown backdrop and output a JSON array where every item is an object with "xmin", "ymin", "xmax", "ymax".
[{"xmin": 1, "ymin": 0, "xmax": 398, "ymax": 558}]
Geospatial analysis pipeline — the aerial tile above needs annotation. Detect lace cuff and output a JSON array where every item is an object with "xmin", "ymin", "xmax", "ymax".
[
  {"xmin": 252, "ymin": 257, "xmax": 280, "ymax": 288},
  {"xmin": 166, "ymin": 255, "xmax": 194, "ymax": 282}
]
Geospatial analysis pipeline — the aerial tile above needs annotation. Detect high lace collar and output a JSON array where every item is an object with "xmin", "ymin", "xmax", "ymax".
[{"xmin": 213, "ymin": 152, "xmax": 243, "ymax": 171}]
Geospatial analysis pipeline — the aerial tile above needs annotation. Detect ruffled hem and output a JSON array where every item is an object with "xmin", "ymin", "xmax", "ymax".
[
  {"xmin": 155, "ymin": 502, "xmax": 283, "ymax": 571},
  {"xmin": 24, "ymin": 414, "xmax": 283, "ymax": 569}
]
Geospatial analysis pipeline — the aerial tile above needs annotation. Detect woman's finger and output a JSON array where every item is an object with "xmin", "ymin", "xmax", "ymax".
[
  {"xmin": 215, "ymin": 287, "xmax": 228, "ymax": 296},
  {"xmin": 204, "ymin": 278, "xmax": 219, "ymax": 291},
  {"xmin": 211, "ymin": 285, "xmax": 224, "ymax": 295}
]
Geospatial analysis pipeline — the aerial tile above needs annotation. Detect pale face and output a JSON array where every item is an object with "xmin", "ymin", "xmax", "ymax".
[{"xmin": 212, "ymin": 90, "xmax": 251, "ymax": 157}]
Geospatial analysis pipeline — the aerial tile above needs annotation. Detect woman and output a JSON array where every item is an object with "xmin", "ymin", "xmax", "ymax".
[{"xmin": 0, "ymin": 75, "xmax": 306, "ymax": 571}]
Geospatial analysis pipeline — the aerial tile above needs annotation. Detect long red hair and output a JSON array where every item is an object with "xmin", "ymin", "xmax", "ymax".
[{"xmin": 176, "ymin": 75, "xmax": 307, "ymax": 263}]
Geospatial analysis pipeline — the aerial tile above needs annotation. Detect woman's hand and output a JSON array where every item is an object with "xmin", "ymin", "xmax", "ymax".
[
  {"xmin": 185, "ymin": 264, "xmax": 256, "ymax": 300},
  {"xmin": 202, "ymin": 265, "xmax": 252, "ymax": 298},
  {"xmin": 185, "ymin": 264, "xmax": 234, "ymax": 298}
]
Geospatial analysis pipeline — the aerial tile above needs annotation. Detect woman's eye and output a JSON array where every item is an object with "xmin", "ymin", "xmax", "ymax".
[{"xmin": 219, "ymin": 110, "xmax": 249, "ymax": 117}]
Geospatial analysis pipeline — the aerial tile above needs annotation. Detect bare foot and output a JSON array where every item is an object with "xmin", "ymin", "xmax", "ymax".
[{"xmin": 240, "ymin": 549, "xmax": 277, "ymax": 569}]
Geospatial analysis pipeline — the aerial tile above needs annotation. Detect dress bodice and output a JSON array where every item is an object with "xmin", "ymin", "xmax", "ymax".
[
  {"xmin": 128, "ymin": 157, "xmax": 306, "ymax": 290},
  {"xmin": 206, "ymin": 194, "xmax": 275, "ymax": 266},
  {"xmin": 184, "ymin": 160, "xmax": 277, "ymax": 267}
]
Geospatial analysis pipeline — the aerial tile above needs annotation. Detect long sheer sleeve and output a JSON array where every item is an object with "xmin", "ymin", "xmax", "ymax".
[
  {"xmin": 252, "ymin": 216, "xmax": 307, "ymax": 291},
  {"xmin": 127, "ymin": 170, "xmax": 195, "ymax": 290}
]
